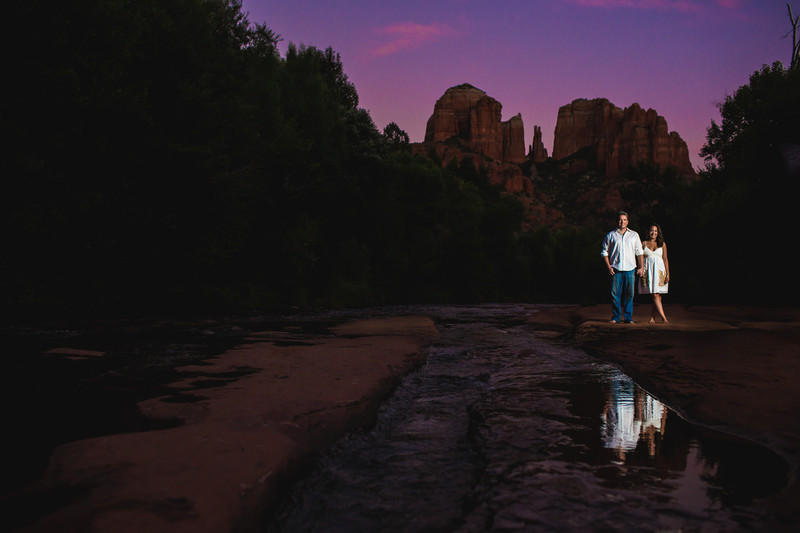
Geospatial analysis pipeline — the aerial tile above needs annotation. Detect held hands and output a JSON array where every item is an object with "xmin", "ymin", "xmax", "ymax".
[{"xmin": 607, "ymin": 267, "xmax": 645, "ymax": 277}]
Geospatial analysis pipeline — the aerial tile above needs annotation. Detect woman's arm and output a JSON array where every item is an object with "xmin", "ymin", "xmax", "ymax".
[{"xmin": 662, "ymin": 242, "xmax": 670, "ymax": 281}]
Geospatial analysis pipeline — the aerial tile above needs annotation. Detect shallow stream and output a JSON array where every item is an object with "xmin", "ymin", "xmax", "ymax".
[
  {"xmin": 2, "ymin": 304, "xmax": 789, "ymax": 531},
  {"xmin": 264, "ymin": 304, "xmax": 787, "ymax": 532}
]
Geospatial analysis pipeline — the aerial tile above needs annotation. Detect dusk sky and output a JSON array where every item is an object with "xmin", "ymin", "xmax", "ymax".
[{"xmin": 241, "ymin": 0, "xmax": 793, "ymax": 170}]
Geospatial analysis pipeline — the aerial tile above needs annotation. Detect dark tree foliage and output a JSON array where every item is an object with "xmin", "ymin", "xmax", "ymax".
[
  {"xmin": 2, "ymin": 0, "xmax": 538, "ymax": 320},
  {"xmin": 696, "ymin": 60, "xmax": 800, "ymax": 303},
  {"xmin": 6, "ymin": 0, "xmax": 795, "ymax": 320},
  {"xmin": 5, "ymin": 0, "xmax": 276, "ymax": 316},
  {"xmin": 383, "ymin": 123, "xmax": 410, "ymax": 152},
  {"xmin": 701, "ymin": 62, "xmax": 800, "ymax": 181}
]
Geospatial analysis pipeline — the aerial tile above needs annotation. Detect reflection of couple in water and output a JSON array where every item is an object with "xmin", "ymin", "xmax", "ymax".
[
  {"xmin": 601, "ymin": 374, "xmax": 668, "ymax": 460},
  {"xmin": 601, "ymin": 211, "xmax": 671, "ymax": 324}
]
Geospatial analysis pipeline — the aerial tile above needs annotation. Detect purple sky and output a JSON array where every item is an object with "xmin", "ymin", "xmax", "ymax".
[{"xmin": 241, "ymin": 0, "xmax": 793, "ymax": 170}]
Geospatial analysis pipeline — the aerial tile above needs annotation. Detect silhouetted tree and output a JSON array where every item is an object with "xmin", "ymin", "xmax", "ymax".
[
  {"xmin": 383, "ymin": 123, "xmax": 410, "ymax": 151},
  {"xmin": 788, "ymin": 3, "xmax": 800, "ymax": 68},
  {"xmin": 697, "ymin": 59, "xmax": 800, "ymax": 303},
  {"xmin": 700, "ymin": 62, "xmax": 800, "ymax": 183}
]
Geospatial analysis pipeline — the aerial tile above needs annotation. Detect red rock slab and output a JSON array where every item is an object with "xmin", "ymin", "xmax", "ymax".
[{"xmin": 19, "ymin": 316, "xmax": 439, "ymax": 533}]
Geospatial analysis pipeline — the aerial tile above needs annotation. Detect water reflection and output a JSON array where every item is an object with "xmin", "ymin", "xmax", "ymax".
[
  {"xmin": 264, "ymin": 307, "xmax": 791, "ymax": 532},
  {"xmin": 601, "ymin": 374, "xmax": 667, "ymax": 460},
  {"xmin": 591, "ymin": 371, "xmax": 785, "ymax": 510}
]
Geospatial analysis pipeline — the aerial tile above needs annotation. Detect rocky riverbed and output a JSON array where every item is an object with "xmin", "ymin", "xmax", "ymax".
[{"xmin": 2, "ymin": 303, "xmax": 799, "ymax": 532}]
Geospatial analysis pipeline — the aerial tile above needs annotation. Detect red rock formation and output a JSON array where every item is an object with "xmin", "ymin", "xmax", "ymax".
[
  {"xmin": 529, "ymin": 125, "xmax": 548, "ymax": 163},
  {"xmin": 415, "ymin": 89, "xmax": 699, "ymax": 230},
  {"xmin": 502, "ymin": 113, "xmax": 525, "ymax": 163},
  {"xmin": 419, "ymin": 84, "xmax": 536, "ymax": 194},
  {"xmin": 552, "ymin": 98, "xmax": 622, "ymax": 161},
  {"xmin": 553, "ymin": 98, "xmax": 694, "ymax": 178},
  {"xmin": 424, "ymin": 83, "xmax": 524, "ymax": 163}
]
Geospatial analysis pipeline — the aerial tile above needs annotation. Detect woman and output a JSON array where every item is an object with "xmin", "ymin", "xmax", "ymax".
[{"xmin": 638, "ymin": 223, "xmax": 670, "ymax": 323}]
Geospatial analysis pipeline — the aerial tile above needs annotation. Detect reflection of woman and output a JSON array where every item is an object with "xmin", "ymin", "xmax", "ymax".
[
  {"xmin": 602, "ymin": 374, "xmax": 669, "ymax": 460},
  {"xmin": 638, "ymin": 223, "xmax": 670, "ymax": 324},
  {"xmin": 640, "ymin": 394, "xmax": 667, "ymax": 457}
]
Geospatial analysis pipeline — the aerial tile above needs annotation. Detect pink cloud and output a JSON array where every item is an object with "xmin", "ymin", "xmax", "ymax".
[
  {"xmin": 369, "ymin": 22, "xmax": 457, "ymax": 58},
  {"xmin": 567, "ymin": 0, "xmax": 680, "ymax": 7},
  {"xmin": 562, "ymin": 0, "xmax": 728, "ymax": 14},
  {"xmin": 713, "ymin": 0, "xmax": 742, "ymax": 9}
]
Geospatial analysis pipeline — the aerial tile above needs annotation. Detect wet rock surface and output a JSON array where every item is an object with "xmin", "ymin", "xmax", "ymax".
[
  {"xmin": 2, "ymin": 312, "xmax": 438, "ymax": 532},
  {"xmin": 3, "ymin": 303, "xmax": 799, "ymax": 532},
  {"xmin": 530, "ymin": 303, "xmax": 800, "ymax": 531},
  {"xmin": 267, "ymin": 304, "xmax": 792, "ymax": 532}
]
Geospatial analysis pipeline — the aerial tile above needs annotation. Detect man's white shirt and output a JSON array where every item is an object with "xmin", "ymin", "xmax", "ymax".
[{"xmin": 601, "ymin": 229, "xmax": 643, "ymax": 271}]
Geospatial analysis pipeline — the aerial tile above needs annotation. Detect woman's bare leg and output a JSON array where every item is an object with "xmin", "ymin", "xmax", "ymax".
[{"xmin": 652, "ymin": 294, "xmax": 668, "ymax": 323}]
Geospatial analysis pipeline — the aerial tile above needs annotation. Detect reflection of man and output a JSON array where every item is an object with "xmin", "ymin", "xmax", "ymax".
[
  {"xmin": 601, "ymin": 211, "xmax": 644, "ymax": 323},
  {"xmin": 602, "ymin": 374, "xmax": 668, "ymax": 460},
  {"xmin": 601, "ymin": 375, "xmax": 640, "ymax": 455}
]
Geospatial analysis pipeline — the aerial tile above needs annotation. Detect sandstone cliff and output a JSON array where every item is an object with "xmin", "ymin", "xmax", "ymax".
[
  {"xmin": 424, "ymin": 84, "xmax": 526, "ymax": 163},
  {"xmin": 502, "ymin": 113, "xmax": 526, "ymax": 164},
  {"xmin": 414, "ymin": 86, "xmax": 698, "ymax": 230},
  {"xmin": 552, "ymin": 98, "xmax": 694, "ymax": 178},
  {"xmin": 416, "ymin": 84, "xmax": 537, "ymax": 197}
]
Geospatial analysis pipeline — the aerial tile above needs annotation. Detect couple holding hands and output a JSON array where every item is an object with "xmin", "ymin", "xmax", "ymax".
[{"xmin": 601, "ymin": 211, "xmax": 670, "ymax": 324}]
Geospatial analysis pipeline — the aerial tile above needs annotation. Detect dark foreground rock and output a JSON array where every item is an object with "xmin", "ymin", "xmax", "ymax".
[{"xmin": 11, "ymin": 316, "xmax": 439, "ymax": 533}]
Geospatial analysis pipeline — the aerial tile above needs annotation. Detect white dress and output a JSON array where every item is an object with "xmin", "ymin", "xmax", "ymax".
[{"xmin": 638, "ymin": 246, "xmax": 668, "ymax": 294}]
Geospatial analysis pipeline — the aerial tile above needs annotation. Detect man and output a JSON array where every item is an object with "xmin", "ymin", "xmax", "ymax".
[{"xmin": 601, "ymin": 211, "xmax": 644, "ymax": 323}]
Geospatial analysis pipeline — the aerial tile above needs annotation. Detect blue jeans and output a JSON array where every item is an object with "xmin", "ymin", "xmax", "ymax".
[{"xmin": 611, "ymin": 269, "xmax": 635, "ymax": 322}]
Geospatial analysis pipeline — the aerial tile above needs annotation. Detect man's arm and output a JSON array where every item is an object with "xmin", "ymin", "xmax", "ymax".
[
  {"xmin": 601, "ymin": 233, "xmax": 615, "ymax": 275},
  {"xmin": 603, "ymin": 255, "xmax": 615, "ymax": 276}
]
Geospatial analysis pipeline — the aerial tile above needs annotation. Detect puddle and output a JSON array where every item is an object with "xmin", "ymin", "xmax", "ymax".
[{"xmin": 562, "ymin": 371, "xmax": 787, "ymax": 509}]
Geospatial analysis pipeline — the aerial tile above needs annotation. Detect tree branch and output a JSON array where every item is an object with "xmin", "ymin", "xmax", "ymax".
[{"xmin": 789, "ymin": 3, "xmax": 800, "ymax": 68}]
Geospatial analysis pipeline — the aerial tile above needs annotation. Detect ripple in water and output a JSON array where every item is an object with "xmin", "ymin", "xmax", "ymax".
[{"xmin": 264, "ymin": 305, "xmax": 788, "ymax": 532}]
